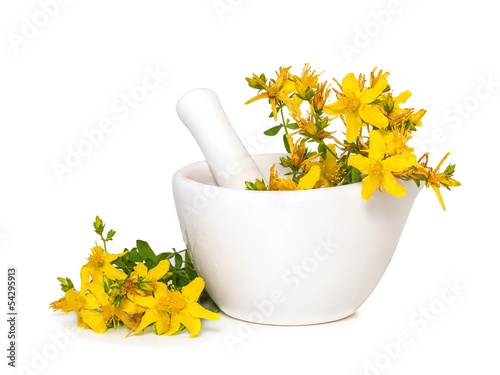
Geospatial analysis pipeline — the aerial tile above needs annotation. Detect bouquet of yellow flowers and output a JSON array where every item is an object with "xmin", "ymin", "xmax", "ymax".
[
  {"xmin": 50, "ymin": 217, "xmax": 219, "ymax": 338},
  {"xmin": 245, "ymin": 65, "xmax": 460, "ymax": 210}
]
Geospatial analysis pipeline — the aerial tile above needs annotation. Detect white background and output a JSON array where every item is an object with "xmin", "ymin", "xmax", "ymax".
[{"xmin": 1, "ymin": 0, "xmax": 499, "ymax": 374}]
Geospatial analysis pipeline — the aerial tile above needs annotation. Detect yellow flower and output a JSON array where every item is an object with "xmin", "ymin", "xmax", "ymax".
[
  {"xmin": 410, "ymin": 109, "xmax": 426, "ymax": 127},
  {"xmin": 291, "ymin": 109, "xmax": 320, "ymax": 136},
  {"xmin": 268, "ymin": 163, "xmax": 321, "ymax": 191},
  {"xmin": 415, "ymin": 153, "xmax": 461, "ymax": 211},
  {"xmin": 130, "ymin": 260, "xmax": 171, "ymax": 293},
  {"xmin": 79, "ymin": 245, "xmax": 128, "ymax": 295},
  {"xmin": 50, "ymin": 288, "xmax": 101, "ymax": 314},
  {"xmin": 391, "ymin": 90, "xmax": 412, "ymax": 115},
  {"xmin": 122, "ymin": 260, "xmax": 172, "ymax": 311},
  {"xmin": 324, "ymin": 73, "xmax": 388, "ymax": 143},
  {"xmin": 291, "ymin": 63, "xmax": 319, "ymax": 107},
  {"xmin": 307, "ymin": 145, "xmax": 344, "ymax": 188},
  {"xmin": 245, "ymin": 66, "xmax": 300, "ymax": 121},
  {"xmin": 286, "ymin": 134, "xmax": 321, "ymax": 169},
  {"xmin": 348, "ymin": 131, "xmax": 414, "ymax": 200},
  {"xmin": 50, "ymin": 288, "xmax": 99, "ymax": 329},
  {"xmin": 129, "ymin": 277, "xmax": 219, "ymax": 338},
  {"xmin": 369, "ymin": 68, "xmax": 390, "ymax": 88},
  {"xmin": 312, "ymin": 81, "xmax": 331, "ymax": 111},
  {"xmin": 383, "ymin": 91, "xmax": 426, "ymax": 127},
  {"xmin": 268, "ymin": 164, "xmax": 297, "ymax": 191},
  {"xmin": 375, "ymin": 128, "xmax": 415, "ymax": 159},
  {"xmin": 80, "ymin": 283, "xmax": 137, "ymax": 333}
]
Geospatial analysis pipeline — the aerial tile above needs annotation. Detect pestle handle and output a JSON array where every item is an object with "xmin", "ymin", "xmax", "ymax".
[{"xmin": 176, "ymin": 88, "xmax": 266, "ymax": 189}]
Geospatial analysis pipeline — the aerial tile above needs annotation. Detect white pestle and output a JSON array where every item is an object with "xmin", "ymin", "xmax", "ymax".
[{"xmin": 176, "ymin": 88, "xmax": 266, "ymax": 189}]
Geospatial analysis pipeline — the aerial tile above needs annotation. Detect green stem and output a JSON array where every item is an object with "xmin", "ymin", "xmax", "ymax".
[
  {"xmin": 280, "ymin": 107, "xmax": 288, "ymax": 135},
  {"xmin": 100, "ymin": 235, "xmax": 107, "ymax": 252},
  {"xmin": 318, "ymin": 138, "xmax": 338, "ymax": 160}
]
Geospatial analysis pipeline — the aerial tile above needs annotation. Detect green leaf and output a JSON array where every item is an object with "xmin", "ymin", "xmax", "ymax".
[
  {"xmin": 157, "ymin": 252, "xmax": 174, "ymax": 261},
  {"xmin": 136, "ymin": 240, "xmax": 158, "ymax": 266},
  {"xmin": 283, "ymin": 134, "xmax": 291, "ymax": 153},
  {"xmin": 128, "ymin": 248, "xmax": 143, "ymax": 262},
  {"xmin": 208, "ymin": 299, "xmax": 220, "ymax": 313},
  {"xmin": 264, "ymin": 125, "xmax": 283, "ymax": 136},
  {"xmin": 287, "ymin": 122, "xmax": 299, "ymax": 130},
  {"xmin": 171, "ymin": 269, "xmax": 190, "ymax": 282},
  {"xmin": 144, "ymin": 259, "xmax": 157, "ymax": 269},
  {"xmin": 318, "ymin": 143, "xmax": 327, "ymax": 159},
  {"xmin": 351, "ymin": 167, "xmax": 362, "ymax": 183},
  {"xmin": 174, "ymin": 253, "xmax": 183, "ymax": 268}
]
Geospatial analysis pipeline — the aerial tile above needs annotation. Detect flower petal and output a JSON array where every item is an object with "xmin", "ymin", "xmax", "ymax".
[
  {"xmin": 120, "ymin": 298, "xmax": 139, "ymax": 315},
  {"xmin": 87, "ymin": 283, "xmax": 110, "ymax": 306},
  {"xmin": 347, "ymin": 155, "xmax": 371, "ymax": 174},
  {"xmin": 282, "ymin": 78, "xmax": 295, "ymax": 95},
  {"xmin": 166, "ymin": 313, "xmax": 181, "ymax": 336},
  {"xmin": 186, "ymin": 301, "xmax": 220, "ymax": 321},
  {"xmin": 134, "ymin": 295, "xmax": 156, "ymax": 309},
  {"xmin": 115, "ymin": 309, "xmax": 136, "ymax": 330},
  {"xmin": 341, "ymin": 73, "xmax": 360, "ymax": 96},
  {"xmin": 148, "ymin": 259, "xmax": 171, "ymax": 281},
  {"xmin": 324, "ymin": 98, "xmax": 349, "ymax": 115},
  {"xmin": 381, "ymin": 154, "xmax": 414, "ymax": 173},
  {"xmin": 134, "ymin": 263, "xmax": 148, "ymax": 278},
  {"xmin": 103, "ymin": 250, "xmax": 128, "ymax": 264},
  {"xmin": 89, "ymin": 268, "xmax": 104, "ymax": 285},
  {"xmin": 83, "ymin": 293, "xmax": 102, "ymax": 310},
  {"xmin": 181, "ymin": 277, "xmax": 205, "ymax": 302},
  {"xmin": 244, "ymin": 92, "xmax": 269, "ymax": 105},
  {"xmin": 177, "ymin": 311, "xmax": 202, "ymax": 338},
  {"xmin": 345, "ymin": 111, "xmax": 363, "ymax": 143},
  {"xmin": 298, "ymin": 165, "xmax": 321, "ymax": 190},
  {"xmin": 359, "ymin": 78, "xmax": 388, "ymax": 104},
  {"xmin": 91, "ymin": 246, "xmax": 104, "ymax": 257},
  {"xmin": 75, "ymin": 310, "xmax": 88, "ymax": 329},
  {"xmin": 393, "ymin": 90, "xmax": 412, "ymax": 106},
  {"xmin": 134, "ymin": 309, "xmax": 160, "ymax": 334},
  {"xmin": 155, "ymin": 314, "xmax": 171, "ymax": 335},
  {"xmin": 368, "ymin": 130, "xmax": 386, "ymax": 161},
  {"xmin": 435, "ymin": 152, "xmax": 450, "ymax": 171},
  {"xmin": 359, "ymin": 105, "xmax": 388, "ymax": 128},
  {"xmin": 275, "ymin": 66, "xmax": 291, "ymax": 88},
  {"xmin": 80, "ymin": 309, "xmax": 108, "ymax": 334},
  {"xmin": 361, "ymin": 175, "xmax": 381, "ymax": 200},
  {"xmin": 431, "ymin": 184, "xmax": 446, "ymax": 211},
  {"xmin": 381, "ymin": 171, "xmax": 407, "ymax": 197},
  {"xmin": 278, "ymin": 92, "xmax": 301, "ymax": 118},
  {"xmin": 79, "ymin": 266, "xmax": 91, "ymax": 296},
  {"xmin": 348, "ymin": 154, "xmax": 371, "ymax": 174},
  {"xmin": 102, "ymin": 263, "xmax": 127, "ymax": 281}
]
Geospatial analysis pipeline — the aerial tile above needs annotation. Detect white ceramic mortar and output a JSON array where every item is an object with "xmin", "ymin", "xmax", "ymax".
[{"xmin": 172, "ymin": 154, "xmax": 421, "ymax": 325}]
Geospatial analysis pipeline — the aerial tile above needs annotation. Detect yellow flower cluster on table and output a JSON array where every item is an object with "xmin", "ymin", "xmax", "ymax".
[
  {"xmin": 50, "ymin": 217, "xmax": 219, "ymax": 338},
  {"xmin": 244, "ymin": 65, "xmax": 460, "ymax": 210}
]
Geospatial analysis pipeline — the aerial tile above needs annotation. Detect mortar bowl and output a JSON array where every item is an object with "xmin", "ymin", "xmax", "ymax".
[{"xmin": 172, "ymin": 154, "xmax": 421, "ymax": 325}]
